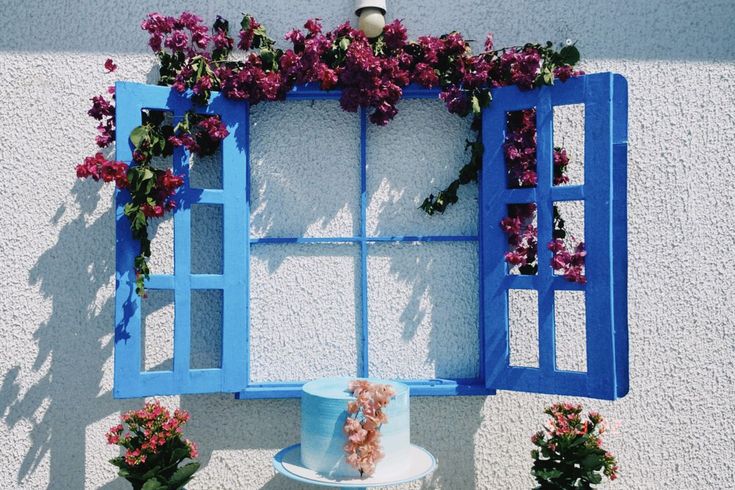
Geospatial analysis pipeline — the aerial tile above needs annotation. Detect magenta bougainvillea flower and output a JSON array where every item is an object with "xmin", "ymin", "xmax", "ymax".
[
  {"xmin": 104, "ymin": 58, "xmax": 117, "ymax": 73},
  {"xmin": 499, "ymin": 109, "xmax": 586, "ymax": 283},
  {"xmin": 78, "ymin": 12, "xmax": 584, "ymax": 295}
]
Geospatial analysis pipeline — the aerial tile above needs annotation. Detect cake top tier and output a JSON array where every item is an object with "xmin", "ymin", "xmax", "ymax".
[{"xmin": 302, "ymin": 377, "xmax": 409, "ymax": 400}]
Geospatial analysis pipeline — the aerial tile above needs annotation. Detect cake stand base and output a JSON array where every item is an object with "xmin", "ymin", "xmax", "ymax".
[{"xmin": 272, "ymin": 443, "xmax": 436, "ymax": 489}]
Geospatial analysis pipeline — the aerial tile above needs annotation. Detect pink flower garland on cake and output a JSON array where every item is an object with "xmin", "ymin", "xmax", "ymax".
[{"xmin": 343, "ymin": 380, "xmax": 396, "ymax": 477}]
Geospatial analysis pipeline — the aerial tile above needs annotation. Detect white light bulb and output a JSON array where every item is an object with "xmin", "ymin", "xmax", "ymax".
[{"xmin": 358, "ymin": 7, "xmax": 385, "ymax": 38}]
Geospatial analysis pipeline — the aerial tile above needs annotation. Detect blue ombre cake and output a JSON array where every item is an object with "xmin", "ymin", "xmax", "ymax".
[{"xmin": 301, "ymin": 377, "xmax": 410, "ymax": 478}]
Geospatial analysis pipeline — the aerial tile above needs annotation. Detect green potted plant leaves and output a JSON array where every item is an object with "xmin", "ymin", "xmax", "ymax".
[
  {"xmin": 106, "ymin": 401, "xmax": 200, "ymax": 489},
  {"xmin": 531, "ymin": 403, "xmax": 618, "ymax": 489}
]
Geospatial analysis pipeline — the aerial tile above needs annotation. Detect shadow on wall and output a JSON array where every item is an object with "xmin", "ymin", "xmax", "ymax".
[
  {"xmin": 0, "ymin": 181, "xmax": 131, "ymax": 488},
  {"xmin": 3, "ymin": 172, "xmax": 488, "ymax": 488}
]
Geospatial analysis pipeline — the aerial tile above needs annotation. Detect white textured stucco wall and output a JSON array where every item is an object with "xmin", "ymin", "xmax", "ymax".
[{"xmin": 1, "ymin": 0, "xmax": 734, "ymax": 488}]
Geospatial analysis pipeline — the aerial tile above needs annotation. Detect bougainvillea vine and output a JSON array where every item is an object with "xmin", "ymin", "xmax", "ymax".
[
  {"xmin": 499, "ymin": 109, "xmax": 586, "ymax": 283},
  {"xmin": 76, "ymin": 11, "xmax": 585, "ymax": 295}
]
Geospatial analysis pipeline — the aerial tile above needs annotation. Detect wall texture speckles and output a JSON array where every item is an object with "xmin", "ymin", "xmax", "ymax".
[{"xmin": 0, "ymin": 1, "xmax": 734, "ymax": 489}]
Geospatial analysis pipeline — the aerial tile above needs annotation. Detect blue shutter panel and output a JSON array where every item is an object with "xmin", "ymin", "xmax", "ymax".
[
  {"xmin": 481, "ymin": 73, "xmax": 628, "ymax": 400},
  {"xmin": 114, "ymin": 83, "xmax": 249, "ymax": 398}
]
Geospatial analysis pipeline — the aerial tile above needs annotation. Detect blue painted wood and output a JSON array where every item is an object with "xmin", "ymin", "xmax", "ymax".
[
  {"xmin": 249, "ymin": 235, "xmax": 478, "ymax": 244},
  {"xmin": 114, "ymin": 82, "xmax": 249, "ymax": 398},
  {"xmin": 359, "ymin": 108, "xmax": 370, "ymax": 378},
  {"xmin": 236, "ymin": 378, "xmax": 492, "ymax": 399},
  {"xmin": 482, "ymin": 73, "xmax": 629, "ymax": 400},
  {"xmin": 115, "ymin": 76, "xmax": 624, "ymax": 400}
]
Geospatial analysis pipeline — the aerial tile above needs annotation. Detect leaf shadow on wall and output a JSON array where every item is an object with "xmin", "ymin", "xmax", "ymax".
[
  {"xmin": 0, "ymin": 181, "xmax": 139, "ymax": 488},
  {"xmin": 248, "ymin": 99, "xmax": 362, "ymax": 266},
  {"xmin": 5, "ymin": 103, "xmax": 486, "ymax": 489}
]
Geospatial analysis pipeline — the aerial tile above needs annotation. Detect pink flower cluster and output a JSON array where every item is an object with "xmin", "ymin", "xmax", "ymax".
[
  {"xmin": 106, "ymin": 401, "xmax": 197, "ymax": 467},
  {"xmin": 501, "ymin": 203, "xmax": 538, "ymax": 270},
  {"xmin": 76, "ymin": 153, "xmax": 128, "ymax": 189},
  {"xmin": 343, "ymin": 380, "xmax": 396, "ymax": 477},
  {"xmin": 499, "ymin": 109, "xmax": 586, "ymax": 283},
  {"xmin": 144, "ymin": 169, "xmax": 184, "ymax": 218},
  {"xmin": 532, "ymin": 403, "xmax": 619, "ymax": 482},
  {"xmin": 505, "ymin": 110, "xmax": 539, "ymax": 187}
]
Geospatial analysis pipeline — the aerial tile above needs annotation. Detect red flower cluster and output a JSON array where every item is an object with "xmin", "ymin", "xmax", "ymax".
[
  {"xmin": 343, "ymin": 380, "xmax": 396, "ymax": 477},
  {"xmin": 106, "ymin": 401, "xmax": 197, "ymax": 467},
  {"xmin": 76, "ymin": 153, "xmax": 128, "ymax": 189},
  {"xmin": 531, "ymin": 403, "xmax": 619, "ymax": 485},
  {"xmin": 142, "ymin": 169, "xmax": 184, "ymax": 218},
  {"xmin": 141, "ymin": 12, "xmax": 210, "ymax": 57},
  {"xmin": 505, "ymin": 110, "xmax": 539, "ymax": 187}
]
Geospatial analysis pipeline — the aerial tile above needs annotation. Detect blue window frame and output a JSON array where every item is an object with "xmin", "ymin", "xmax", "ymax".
[
  {"xmin": 482, "ymin": 73, "xmax": 628, "ymax": 400},
  {"xmin": 114, "ymin": 83, "xmax": 249, "ymax": 397},
  {"xmin": 113, "ymin": 72, "xmax": 628, "ymax": 400}
]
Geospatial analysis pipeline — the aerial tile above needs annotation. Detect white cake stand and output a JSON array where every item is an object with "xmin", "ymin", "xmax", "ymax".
[{"xmin": 272, "ymin": 443, "xmax": 436, "ymax": 490}]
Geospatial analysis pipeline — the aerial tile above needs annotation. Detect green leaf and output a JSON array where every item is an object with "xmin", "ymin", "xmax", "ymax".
[
  {"xmin": 240, "ymin": 14, "xmax": 252, "ymax": 31},
  {"xmin": 142, "ymin": 478, "xmax": 164, "ymax": 490},
  {"xmin": 588, "ymin": 472, "xmax": 602, "ymax": 484},
  {"xmin": 130, "ymin": 126, "xmax": 149, "ymax": 148},
  {"xmin": 109, "ymin": 457, "xmax": 126, "ymax": 468},
  {"xmin": 581, "ymin": 454, "xmax": 603, "ymax": 469},
  {"xmin": 170, "ymin": 447, "xmax": 190, "ymax": 463},
  {"xmin": 140, "ymin": 465, "xmax": 163, "ymax": 482},
  {"xmin": 169, "ymin": 462, "xmax": 200, "ymax": 489},
  {"xmin": 339, "ymin": 37, "xmax": 351, "ymax": 51},
  {"xmin": 559, "ymin": 45, "xmax": 580, "ymax": 65},
  {"xmin": 471, "ymin": 95, "xmax": 481, "ymax": 115}
]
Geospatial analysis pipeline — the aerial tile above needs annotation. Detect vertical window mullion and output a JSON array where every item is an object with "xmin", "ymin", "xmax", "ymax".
[
  {"xmin": 535, "ymin": 91, "xmax": 556, "ymax": 374},
  {"xmin": 172, "ymin": 141, "xmax": 192, "ymax": 383},
  {"xmin": 482, "ymin": 107, "xmax": 513, "ymax": 386},
  {"xmin": 359, "ymin": 107, "xmax": 369, "ymax": 378}
]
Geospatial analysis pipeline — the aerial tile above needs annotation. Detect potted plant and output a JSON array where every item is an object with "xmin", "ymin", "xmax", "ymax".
[
  {"xmin": 531, "ymin": 403, "xmax": 618, "ymax": 489},
  {"xmin": 106, "ymin": 401, "xmax": 200, "ymax": 489}
]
